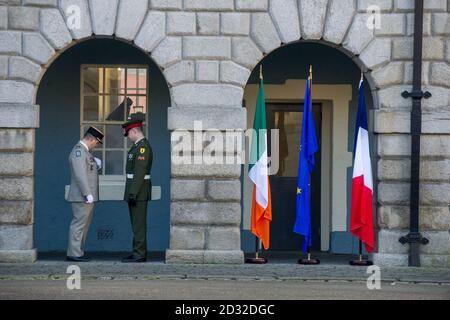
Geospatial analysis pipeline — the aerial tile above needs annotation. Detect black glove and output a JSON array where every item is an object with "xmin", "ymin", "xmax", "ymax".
[{"xmin": 127, "ymin": 194, "xmax": 137, "ymax": 207}]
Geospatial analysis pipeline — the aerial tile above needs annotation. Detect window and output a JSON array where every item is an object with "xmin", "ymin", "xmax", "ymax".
[{"xmin": 81, "ymin": 65, "xmax": 148, "ymax": 176}]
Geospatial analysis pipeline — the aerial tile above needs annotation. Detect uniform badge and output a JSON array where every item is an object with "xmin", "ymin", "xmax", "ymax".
[
  {"xmin": 75, "ymin": 150, "xmax": 81, "ymax": 157},
  {"xmin": 138, "ymin": 156, "xmax": 145, "ymax": 161},
  {"xmin": 140, "ymin": 148, "xmax": 145, "ymax": 154},
  {"xmin": 128, "ymin": 154, "xmax": 133, "ymax": 160}
]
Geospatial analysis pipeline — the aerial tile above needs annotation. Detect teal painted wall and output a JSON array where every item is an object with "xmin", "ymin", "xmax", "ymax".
[
  {"xmin": 242, "ymin": 42, "xmax": 375, "ymax": 254},
  {"xmin": 35, "ymin": 39, "xmax": 171, "ymax": 253}
]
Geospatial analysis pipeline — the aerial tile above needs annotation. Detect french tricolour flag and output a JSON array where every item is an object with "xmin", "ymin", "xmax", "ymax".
[{"xmin": 350, "ymin": 78, "xmax": 374, "ymax": 253}]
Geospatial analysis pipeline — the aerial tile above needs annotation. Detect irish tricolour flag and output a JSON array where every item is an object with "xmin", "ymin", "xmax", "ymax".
[
  {"xmin": 350, "ymin": 78, "xmax": 374, "ymax": 253},
  {"xmin": 249, "ymin": 76, "xmax": 272, "ymax": 250}
]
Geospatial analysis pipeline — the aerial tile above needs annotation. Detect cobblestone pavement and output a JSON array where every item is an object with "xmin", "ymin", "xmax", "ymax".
[
  {"xmin": 1, "ymin": 279, "xmax": 449, "ymax": 300},
  {"xmin": 0, "ymin": 254, "xmax": 449, "ymax": 284}
]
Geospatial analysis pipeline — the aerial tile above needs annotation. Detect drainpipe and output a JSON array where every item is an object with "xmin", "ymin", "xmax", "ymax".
[{"xmin": 399, "ymin": 0, "xmax": 430, "ymax": 267}]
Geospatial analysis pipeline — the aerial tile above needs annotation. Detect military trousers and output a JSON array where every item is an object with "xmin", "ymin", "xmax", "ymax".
[
  {"xmin": 129, "ymin": 201, "xmax": 148, "ymax": 258},
  {"xmin": 67, "ymin": 202, "xmax": 94, "ymax": 257}
]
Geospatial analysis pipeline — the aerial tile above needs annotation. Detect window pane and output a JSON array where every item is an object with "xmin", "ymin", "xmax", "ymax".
[
  {"xmin": 104, "ymin": 95, "xmax": 127, "ymax": 121},
  {"xmin": 81, "ymin": 65, "xmax": 148, "ymax": 177},
  {"xmin": 104, "ymin": 68, "xmax": 125, "ymax": 95},
  {"xmin": 274, "ymin": 111, "xmax": 302, "ymax": 178},
  {"xmin": 126, "ymin": 69, "xmax": 137, "ymax": 94},
  {"xmin": 105, "ymin": 125, "xmax": 124, "ymax": 148},
  {"xmin": 83, "ymin": 67, "xmax": 102, "ymax": 94},
  {"xmin": 127, "ymin": 96, "xmax": 146, "ymax": 116},
  {"xmin": 138, "ymin": 68, "xmax": 147, "ymax": 90},
  {"xmin": 126, "ymin": 68, "xmax": 147, "ymax": 94},
  {"xmin": 83, "ymin": 96, "xmax": 102, "ymax": 121},
  {"xmin": 92, "ymin": 150, "xmax": 103, "ymax": 174},
  {"xmin": 136, "ymin": 96, "xmax": 147, "ymax": 114},
  {"xmin": 105, "ymin": 151, "xmax": 124, "ymax": 175}
]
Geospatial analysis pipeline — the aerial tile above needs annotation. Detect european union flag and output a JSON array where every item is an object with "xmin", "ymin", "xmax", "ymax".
[{"xmin": 293, "ymin": 76, "xmax": 318, "ymax": 253}]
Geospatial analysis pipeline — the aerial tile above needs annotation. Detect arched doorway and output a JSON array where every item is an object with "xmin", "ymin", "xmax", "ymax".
[
  {"xmin": 34, "ymin": 38, "xmax": 171, "ymax": 258},
  {"xmin": 242, "ymin": 41, "xmax": 376, "ymax": 256}
]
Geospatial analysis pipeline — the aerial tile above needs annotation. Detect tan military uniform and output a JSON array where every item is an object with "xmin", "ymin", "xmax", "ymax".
[{"xmin": 66, "ymin": 141, "xmax": 99, "ymax": 257}]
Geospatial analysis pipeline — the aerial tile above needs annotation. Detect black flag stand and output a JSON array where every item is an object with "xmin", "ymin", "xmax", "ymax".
[
  {"xmin": 245, "ymin": 238, "xmax": 268, "ymax": 264},
  {"xmin": 298, "ymin": 247, "xmax": 320, "ymax": 265},
  {"xmin": 349, "ymin": 240, "xmax": 373, "ymax": 266}
]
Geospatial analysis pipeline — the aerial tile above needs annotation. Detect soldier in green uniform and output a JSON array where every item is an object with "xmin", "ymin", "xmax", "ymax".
[{"xmin": 121, "ymin": 113, "xmax": 153, "ymax": 263}]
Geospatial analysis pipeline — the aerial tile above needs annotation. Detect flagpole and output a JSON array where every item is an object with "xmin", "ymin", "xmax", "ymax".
[
  {"xmin": 298, "ymin": 65, "xmax": 320, "ymax": 265},
  {"xmin": 349, "ymin": 72, "xmax": 373, "ymax": 267},
  {"xmin": 245, "ymin": 63, "xmax": 268, "ymax": 265},
  {"xmin": 350, "ymin": 240, "xmax": 373, "ymax": 266}
]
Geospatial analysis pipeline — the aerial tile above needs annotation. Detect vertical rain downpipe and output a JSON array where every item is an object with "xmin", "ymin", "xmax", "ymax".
[{"xmin": 399, "ymin": 0, "xmax": 431, "ymax": 267}]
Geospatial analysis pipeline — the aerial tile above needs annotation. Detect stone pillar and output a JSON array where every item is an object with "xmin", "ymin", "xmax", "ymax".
[
  {"xmin": 373, "ymin": 103, "xmax": 450, "ymax": 267},
  {"xmin": 0, "ymin": 103, "xmax": 39, "ymax": 263},
  {"xmin": 165, "ymin": 104, "xmax": 247, "ymax": 264}
]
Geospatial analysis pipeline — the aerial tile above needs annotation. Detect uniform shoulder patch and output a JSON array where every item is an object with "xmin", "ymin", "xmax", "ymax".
[
  {"xmin": 75, "ymin": 150, "xmax": 81, "ymax": 157},
  {"xmin": 140, "ymin": 147, "xmax": 145, "ymax": 154}
]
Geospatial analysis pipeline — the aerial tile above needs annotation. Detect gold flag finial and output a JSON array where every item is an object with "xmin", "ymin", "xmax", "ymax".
[
  {"xmin": 361, "ymin": 70, "xmax": 364, "ymax": 82},
  {"xmin": 309, "ymin": 65, "xmax": 312, "ymax": 81},
  {"xmin": 259, "ymin": 64, "xmax": 263, "ymax": 80}
]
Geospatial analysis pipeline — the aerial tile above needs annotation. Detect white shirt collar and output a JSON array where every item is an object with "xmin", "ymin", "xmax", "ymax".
[
  {"xmin": 134, "ymin": 137, "xmax": 144, "ymax": 145},
  {"xmin": 79, "ymin": 140, "xmax": 89, "ymax": 151}
]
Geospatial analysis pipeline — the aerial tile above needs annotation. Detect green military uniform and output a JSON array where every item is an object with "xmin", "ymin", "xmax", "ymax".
[
  {"xmin": 122, "ymin": 112, "xmax": 153, "ymax": 260},
  {"xmin": 124, "ymin": 137, "xmax": 153, "ymax": 258}
]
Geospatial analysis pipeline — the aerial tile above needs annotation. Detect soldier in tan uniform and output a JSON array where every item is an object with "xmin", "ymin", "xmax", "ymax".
[{"xmin": 66, "ymin": 127, "xmax": 104, "ymax": 262}]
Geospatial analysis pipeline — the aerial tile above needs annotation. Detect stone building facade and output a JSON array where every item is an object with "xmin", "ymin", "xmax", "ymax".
[{"xmin": 0, "ymin": 0, "xmax": 449, "ymax": 266}]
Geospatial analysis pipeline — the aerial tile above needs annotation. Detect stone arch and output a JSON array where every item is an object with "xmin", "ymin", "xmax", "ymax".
[
  {"xmin": 241, "ymin": 40, "xmax": 378, "ymax": 254},
  {"xmin": 229, "ymin": 0, "xmax": 385, "ymax": 106},
  {"xmin": 31, "ymin": 36, "xmax": 173, "ymax": 254},
  {"xmin": 28, "ymin": 2, "xmax": 175, "ymax": 104}
]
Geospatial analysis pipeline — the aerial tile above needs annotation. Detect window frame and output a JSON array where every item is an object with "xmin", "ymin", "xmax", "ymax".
[{"xmin": 80, "ymin": 64, "xmax": 149, "ymax": 178}]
